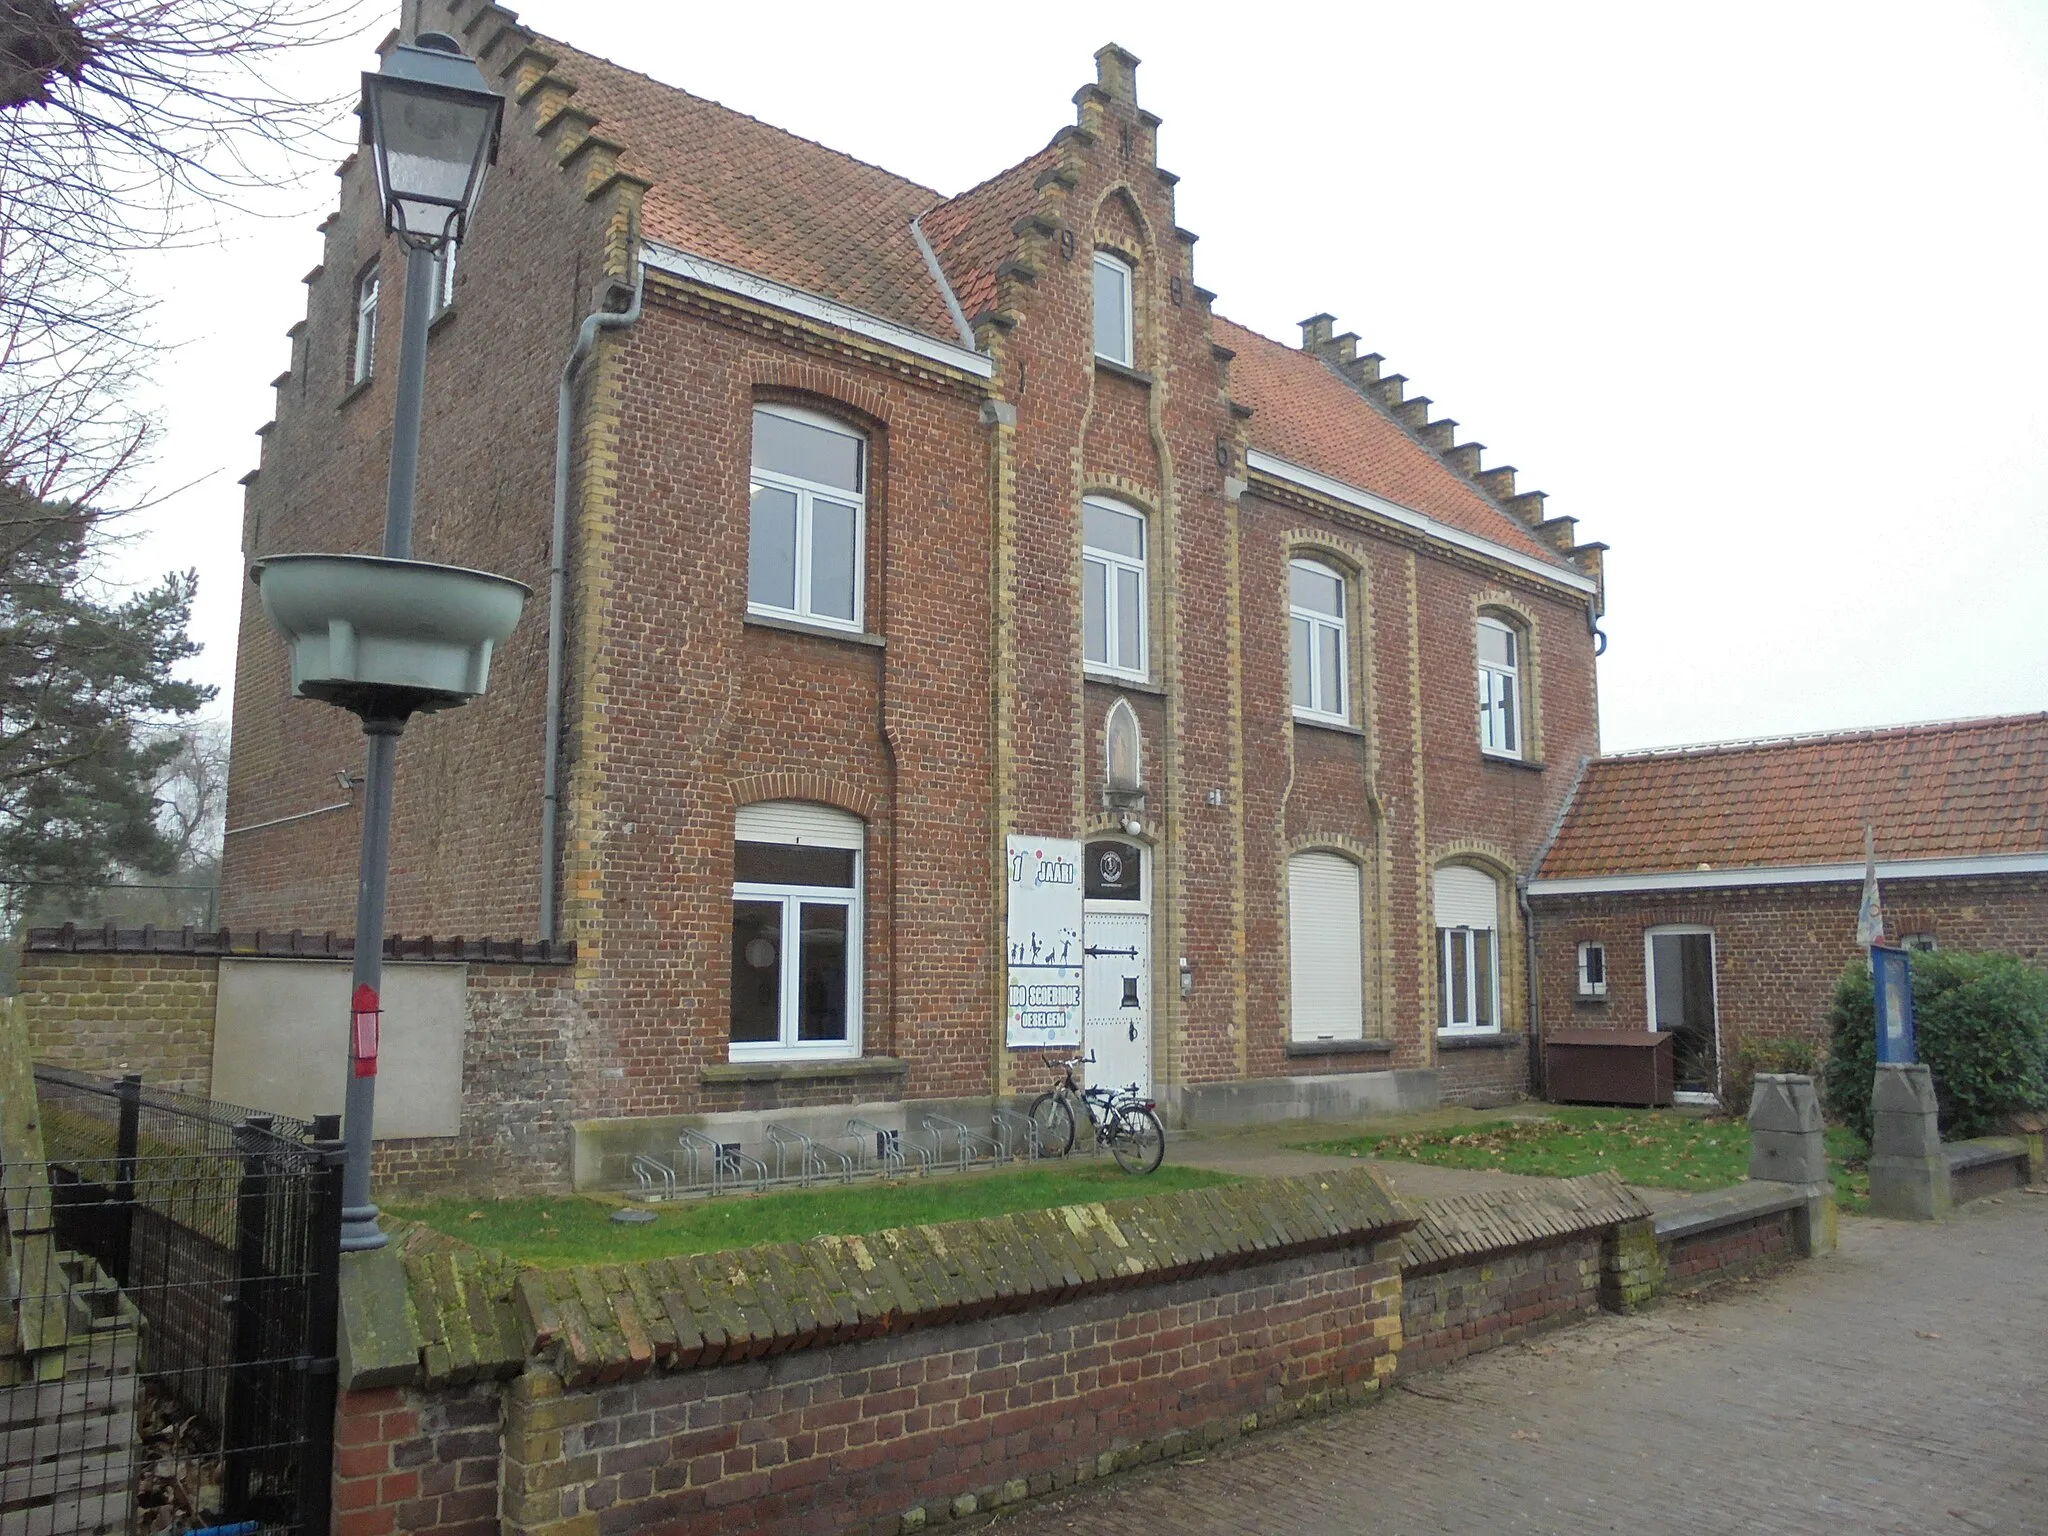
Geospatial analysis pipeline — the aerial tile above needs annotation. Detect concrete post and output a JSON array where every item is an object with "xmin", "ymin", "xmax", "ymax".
[
  {"xmin": 1746, "ymin": 1073, "xmax": 1836, "ymax": 1255},
  {"xmin": 1868, "ymin": 1063, "xmax": 1952, "ymax": 1221}
]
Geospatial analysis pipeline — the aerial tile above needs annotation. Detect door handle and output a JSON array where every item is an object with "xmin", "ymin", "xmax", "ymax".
[{"xmin": 1128, "ymin": 1021, "xmax": 1137, "ymax": 1042}]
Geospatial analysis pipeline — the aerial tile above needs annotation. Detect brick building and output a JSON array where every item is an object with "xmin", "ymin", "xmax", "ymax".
[
  {"xmin": 220, "ymin": 0, "xmax": 1608, "ymax": 1181},
  {"xmin": 1527, "ymin": 714, "xmax": 2048, "ymax": 1102}
]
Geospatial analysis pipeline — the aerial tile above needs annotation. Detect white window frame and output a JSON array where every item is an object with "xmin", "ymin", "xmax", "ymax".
[
  {"xmin": 730, "ymin": 804, "xmax": 863, "ymax": 1062},
  {"xmin": 1643, "ymin": 923, "xmax": 1720, "ymax": 1105},
  {"xmin": 1477, "ymin": 615, "xmax": 1523, "ymax": 760},
  {"xmin": 1289, "ymin": 558, "xmax": 1349, "ymax": 725},
  {"xmin": 1082, "ymin": 496, "xmax": 1148, "ymax": 681},
  {"xmin": 352, "ymin": 269, "xmax": 380, "ymax": 386},
  {"xmin": 1435, "ymin": 865, "xmax": 1502, "ymax": 1036},
  {"xmin": 1576, "ymin": 940, "xmax": 1608, "ymax": 998},
  {"xmin": 1093, "ymin": 250, "xmax": 1134, "ymax": 367},
  {"xmin": 748, "ymin": 403, "xmax": 867, "ymax": 633}
]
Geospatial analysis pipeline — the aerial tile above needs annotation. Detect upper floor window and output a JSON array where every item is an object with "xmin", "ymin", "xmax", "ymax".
[
  {"xmin": 1477, "ymin": 615, "xmax": 1522, "ymax": 758},
  {"xmin": 1082, "ymin": 497, "xmax": 1146, "ymax": 679},
  {"xmin": 749, "ymin": 404, "xmax": 866, "ymax": 631},
  {"xmin": 1093, "ymin": 251, "xmax": 1134, "ymax": 367},
  {"xmin": 1290, "ymin": 559, "xmax": 1348, "ymax": 724},
  {"xmin": 351, "ymin": 268, "xmax": 380, "ymax": 386}
]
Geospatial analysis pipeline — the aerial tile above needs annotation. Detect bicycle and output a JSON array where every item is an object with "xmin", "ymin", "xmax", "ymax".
[{"xmin": 1027, "ymin": 1052, "xmax": 1166, "ymax": 1175}]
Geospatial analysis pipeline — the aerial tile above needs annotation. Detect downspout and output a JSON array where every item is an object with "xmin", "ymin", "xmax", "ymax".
[
  {"xmin": 1520, "ymin": 879, "xmax": 1543, "ymax": 1101},
  {"xmin": 540, "ymin": 255, "xmax": 644, "ymax": 941}
]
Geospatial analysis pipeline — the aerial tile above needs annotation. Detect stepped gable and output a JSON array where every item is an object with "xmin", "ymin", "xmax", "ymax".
[
  {"xmin": 449, "ymin": 0, "xmax": 957, "ymax": 341},
  {"xmin": 1539, "ymin": 713, "xmax": 2048, "ymax": 881},
  {"xmin": 917, "ymin": 144, "xmax": 1064, "ymax": 328},
  {"xmin": 1215, "ymin": 316, "xmax": 1566, "ymax": 569}
]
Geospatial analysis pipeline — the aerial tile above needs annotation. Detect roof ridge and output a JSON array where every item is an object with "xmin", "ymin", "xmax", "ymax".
[
  {"xmin": 1597, "ymin": 711, "xmax": 2048, "ymax": 763},
  {"xmin": 922, "ymin": 139, "xmax": 1063, "ymax": 219}
]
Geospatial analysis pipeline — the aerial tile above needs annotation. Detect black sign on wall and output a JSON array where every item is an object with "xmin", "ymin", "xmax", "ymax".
[{"xmin": 1084, "ymin": 840, "xmax": 1143, "ymax": 901}]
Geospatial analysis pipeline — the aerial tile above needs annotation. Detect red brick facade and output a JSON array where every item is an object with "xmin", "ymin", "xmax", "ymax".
[
  {"xmin": 1530, "ymin": 873, "xmax": 2048, "ymax": 1100},
  {"xmin": 223, "ymin": 0, "xmax": 1605, "ymax": 1160}
]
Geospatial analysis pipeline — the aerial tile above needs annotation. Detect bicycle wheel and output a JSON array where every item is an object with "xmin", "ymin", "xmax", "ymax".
[
  {"xmin": 1028, "ymin": 1091, "xmax": 1076, "ymax": 1157},
  {"xmin": 1108, "ymin": 1103, "xmax": 1165, "ymax": 1175}
]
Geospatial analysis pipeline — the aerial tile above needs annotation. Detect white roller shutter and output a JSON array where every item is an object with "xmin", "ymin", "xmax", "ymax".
[
  {"xmin": 735, "ymin": 801, "xmax": 864, "ymax": 849},
  {"xmin": 1433, "ymin": 864, "xmax": 1500, "ymax": 931},
  {"xmin": 1289, "ymin": 853, "xmax": 1364, "ymax": 1043}
]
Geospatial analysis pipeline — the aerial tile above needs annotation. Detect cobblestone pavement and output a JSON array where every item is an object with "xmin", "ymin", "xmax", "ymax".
[{"xmin": 985, "ymin": 1197, "xmax": 2048, "ymax": 1535}]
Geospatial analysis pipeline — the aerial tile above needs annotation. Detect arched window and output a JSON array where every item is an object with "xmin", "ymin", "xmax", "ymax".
[
  {"xmin": 1289, "ymin": 852, "xmax": 1364, "ymax": 1043},
  {"xmin": 1435, "ymin": 864, "xmax": 1501, "ymax": 1034},
  {"xmin": 1289, "ymin": 559, "xmax": 1348, "ymax": 724},
  {"xmin": 1476, "ymin": 614, "xmax": 1524, "ymax": 758},
  {"xmin": 1093, "ymin": 251, "xmax": 1134, "ymax": 366},
  {"xmin": 748, "ymin": 404, "xmax": 867, "ymax": 631},
  {"xmin": 731, "ymin": 801, "xmax": 863, "ymax": 1059},
  {"xmin": 1082, "ymin": 497, "xmax": 1147, "ymax": 679}
]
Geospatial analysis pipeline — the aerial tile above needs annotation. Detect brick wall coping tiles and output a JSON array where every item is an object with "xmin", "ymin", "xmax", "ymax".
[
  {"xmin": 23, "ymin": 924, "xmax": 574, "ymax": 964},
  {"xmin": 352, "ymin": 1167, "xmax": 1419, "ymax": 1392},
  {"xmin": 1398, "ymin": 1172, "xmax": 1649, "ymax": 1276}
]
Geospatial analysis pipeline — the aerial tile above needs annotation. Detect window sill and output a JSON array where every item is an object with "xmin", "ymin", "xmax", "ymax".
[
  {"xmin": 1286, "ymin": 1038, "xmax": 1393, "ymax": 1059},
  {"xmin": 338, "ymin": 377, "xmax": 374, "ymax": 411},
  {"xmin": 428, "ymin": 304, "xmax": 456, "ymax": 335},
  {"xmin": 745, "ymin": 613, "xmax": 885, "ymax": 649},
  {"xmin": 1436, "ymin": 1031, "xmax": 1522, "ymax": 1051},
  {"xmin": 704, "ymin": 1056, "xmax": 908, "ymax": 1086},
  {"xmin": 1093, "ymin": 357, "xmax": 1153, "ymax": 386},
  {"xmin": 1084, "ymin": 669, "xmax": 1162, "ymax": 696},
  {"xmin": 1480, "ymin": 752, "xmax": 1545, "ymax": 772},
  {"xmin": 1293, "ymin": 714, "xmax": 1365, "ymax": 738}
]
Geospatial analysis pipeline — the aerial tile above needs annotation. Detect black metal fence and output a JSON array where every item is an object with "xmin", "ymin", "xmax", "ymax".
[{"xmin": 3, "ymin": 1068, "xmax": 342, "ymax": 1535}]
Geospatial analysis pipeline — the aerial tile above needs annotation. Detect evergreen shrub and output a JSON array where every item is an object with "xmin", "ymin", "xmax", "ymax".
[{"xmin": 1822, "ymin": 950, "xmax": 2048, "ymax": 1143}]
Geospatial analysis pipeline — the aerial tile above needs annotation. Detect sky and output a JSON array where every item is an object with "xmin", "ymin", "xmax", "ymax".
[{"xmin": 105, "ymin": 0, "xmax": 2048, "ymax": 753}]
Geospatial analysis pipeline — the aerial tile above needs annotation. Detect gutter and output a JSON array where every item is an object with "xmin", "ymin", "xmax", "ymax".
[
  {"xmin": 1526, "ymin": 849, "xmax": 2048, "ymax": 899},
  {"xmin": 909, "ymin": 214, "xmax": 978, "ymax": 352},
  {"xmin": 539, "ymin": 256, "xmax": 645, "ymax": 942}
]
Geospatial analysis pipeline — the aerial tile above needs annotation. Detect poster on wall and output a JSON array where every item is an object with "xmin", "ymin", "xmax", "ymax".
[{"xmin": 1005, "ymin": 834, "xmax": 1083, "ymax": 1048}]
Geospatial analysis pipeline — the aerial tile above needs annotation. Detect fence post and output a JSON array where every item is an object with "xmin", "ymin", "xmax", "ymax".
[
  {"xmin": 221, "ymin": 1114, "xmax": 274, "ymax": 1520},
  {"xmin": 112, "ymin": 1073, "xmax": 141, "ymax": 1284},
  {"xmin": 297, "ymin": 1113, "xmax": 345, "ymax": 1536}
]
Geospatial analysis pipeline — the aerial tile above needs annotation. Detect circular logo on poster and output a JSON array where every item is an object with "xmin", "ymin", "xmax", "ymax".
[
  {"xmin": 1098, "ymin": 850, "xmax": 1124, "ymax": 884},
  {"xmin": 745, "ymin": 938, "xmax": 777, "ymax": 970}
]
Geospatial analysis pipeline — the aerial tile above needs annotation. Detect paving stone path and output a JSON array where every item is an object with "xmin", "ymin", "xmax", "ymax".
[{"xmin": 984, "ymin": 1196, "xmax": 2047, "ymax": 1535}]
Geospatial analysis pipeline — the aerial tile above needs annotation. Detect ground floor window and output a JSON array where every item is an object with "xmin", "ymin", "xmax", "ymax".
[
  {"xmin": 1435, "ymin": 864, "xmax": 1501, "ymax": 1033},
  {"xmin": 731, "ymin": 801, "xmax": 863, "ymax": 1059},
  {"xmin": 1288, "ymin": 851, "xmax": 1364, "ymax": 1043}
]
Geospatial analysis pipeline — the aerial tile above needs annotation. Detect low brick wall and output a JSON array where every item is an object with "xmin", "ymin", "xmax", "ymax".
[
  {"xmin": 335, "ymin": 1171, "xmax": 1416, "ymax": 1536},
  {"xmin": 1396, "ymin": 1175, "xmax": 1649, "ymax": 1375},
  {"xmin": 1658, "ymin": 1205, "xmax": 1796, "ymax": 1291}
]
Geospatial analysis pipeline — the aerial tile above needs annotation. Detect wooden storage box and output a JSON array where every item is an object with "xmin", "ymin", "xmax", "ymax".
[{"xmin": 1544, "ymin": 1028, "xmax": 1675, "ymax": 1107}]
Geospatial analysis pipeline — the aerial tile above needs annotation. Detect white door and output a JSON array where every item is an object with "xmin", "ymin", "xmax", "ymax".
[
  {"xmin": 1083, "ymin": 910, "xmax": 1151, "ymax": 1096},
  {"xmin": 1289, "ymin": 852, "xmax": 1364, "ymax": 1043}
]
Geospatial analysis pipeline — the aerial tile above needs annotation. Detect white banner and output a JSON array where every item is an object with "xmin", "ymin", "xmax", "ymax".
[{"xmin": 1005, "ymin": 834, "xmax": 1083, "ymax": 1048}]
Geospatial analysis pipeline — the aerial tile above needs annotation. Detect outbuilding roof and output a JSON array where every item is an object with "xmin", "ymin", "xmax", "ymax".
[{"xmin": 1538, "ymin": 714, "xmax": 2048, "ymax": 880}]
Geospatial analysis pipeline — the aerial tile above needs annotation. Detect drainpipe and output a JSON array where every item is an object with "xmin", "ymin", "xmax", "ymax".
[
  {"xmin": 1520, "ymin": 878, "xmax": 1544, "ymax": 1100},
  {"xmin": 540, "ymin": 256, "xmax": 644, "ymax": 941}
]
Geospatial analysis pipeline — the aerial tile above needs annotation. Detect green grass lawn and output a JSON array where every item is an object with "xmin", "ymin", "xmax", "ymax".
[
  {"xmin": 387, "ymin": 1160, "xmax": 1239, "ymax": 1267},
  {"xmin": 1299, "ymin": 1108, "xmax": 1871, "ymax": 1211}
]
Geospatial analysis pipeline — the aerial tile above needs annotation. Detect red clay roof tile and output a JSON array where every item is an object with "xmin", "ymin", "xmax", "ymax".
[
  {"xmin": 1539, "ymin": 714, "xmax": 2048, "ymax": 879},
  {"xmin": 1213, "ymin": 318, "xmax": 1567, "ymax": 568}
]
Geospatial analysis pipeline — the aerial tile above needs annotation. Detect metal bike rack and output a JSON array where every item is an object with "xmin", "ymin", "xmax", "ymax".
[
  {"xmin": 630, "ymin": 1153, "xmax": 677, "ymax": 1198},
  {"xmin": 846, "ymin": 1117, "xmax": 934, "ymax": 1177},
  {"xmin": 676, "ymin": 1127, "xmax": 768, "ymax": 1195},
  {"xmin": 990, "ymin": 1107, "xmax": 1041, "ymax": 1160},
  {"xmin": 920, "ymin": 1113, "xmax": 1002, "ymax": 1172},
  {"xmin": 766, "ymin": 1123, "xmax": 854, "ymax": 1186}
]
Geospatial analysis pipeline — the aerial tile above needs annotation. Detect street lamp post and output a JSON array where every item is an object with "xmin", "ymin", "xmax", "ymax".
[{"xmin": 255, "ymin": 34, "xmax": 510, "ymax": 1254}]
